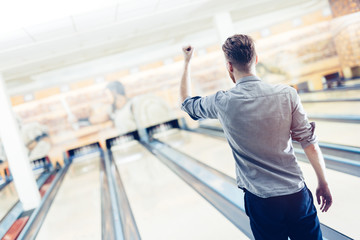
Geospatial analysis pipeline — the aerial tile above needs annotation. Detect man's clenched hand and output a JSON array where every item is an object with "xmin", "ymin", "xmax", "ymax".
[{"xmin": 182, "ymin": 45, "xmax": 194, "ymax": 63}]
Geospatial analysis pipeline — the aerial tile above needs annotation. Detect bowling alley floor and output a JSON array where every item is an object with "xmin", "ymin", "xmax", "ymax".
[
  {"xmin": 111, "ymin": 142, "xmax": 248, "ymax": 240},
  {"xmin": 7, "ymin": 138, "xmax": 248, "ymax": 239},
  {"xmin": 36, "ymin": 154, "xmax": 102, "ymax": 240}
]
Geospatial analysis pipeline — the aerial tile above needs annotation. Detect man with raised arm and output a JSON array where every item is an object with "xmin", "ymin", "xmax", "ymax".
[{"xmin": 180, "ymin": 34, "xmax": 332, "ymax": 240}]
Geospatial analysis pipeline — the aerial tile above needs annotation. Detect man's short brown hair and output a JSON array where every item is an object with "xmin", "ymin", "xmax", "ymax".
[{"xmin": 222, "ymin": 34, "xmax": 256, "ymax": 73}]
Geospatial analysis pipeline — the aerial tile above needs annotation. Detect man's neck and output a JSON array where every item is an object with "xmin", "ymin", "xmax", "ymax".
[{"xmin": 233, "ymin": 71, "xmax": 257, "ymax": 81}]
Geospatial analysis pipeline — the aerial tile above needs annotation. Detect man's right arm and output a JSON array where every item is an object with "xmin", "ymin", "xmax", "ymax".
[
  {"xmin": 180, "ymin": 46, "xmax": 222, "ymax": 120},
  {"xmin": 304, "ymin": 143, "xmax": 332, "ymax": 212},
  {"xmin": 180, "ymin": 46, "xmax": 194, "ymax": 102}
]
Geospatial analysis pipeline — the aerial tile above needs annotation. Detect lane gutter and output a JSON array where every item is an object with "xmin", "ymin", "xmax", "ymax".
[{"xmin": 108, "ymin": 149, "xmax": 141, "ymax": 240}]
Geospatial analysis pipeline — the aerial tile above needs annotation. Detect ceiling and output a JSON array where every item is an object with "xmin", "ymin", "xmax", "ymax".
[{"xmin": 0, "ymin": 0, "xmax": 329, "ymax": 94}]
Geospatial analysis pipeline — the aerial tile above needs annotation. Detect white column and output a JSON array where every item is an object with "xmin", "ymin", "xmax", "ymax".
[
  {"xmin": 0, "ymin": 73, "xmax": 41, "ymax": 210},
  {"xmin": 213, "ymin": 12, "xmax": 235, "ymax": 43}
]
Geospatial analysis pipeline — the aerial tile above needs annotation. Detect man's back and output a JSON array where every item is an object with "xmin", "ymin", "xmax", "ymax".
[
  {"xmin": 182, "ymin": 75, "xmax": 316, "ymax": 197},
  {"xmin": 215, "ymin": 76, "xmax": 306, "ymax": 197}
]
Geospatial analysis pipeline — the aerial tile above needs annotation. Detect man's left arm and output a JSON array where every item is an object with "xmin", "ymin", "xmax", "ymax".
[{"xmin": 290, "ymin": 88, "xmax": 332, "ymax": 212}]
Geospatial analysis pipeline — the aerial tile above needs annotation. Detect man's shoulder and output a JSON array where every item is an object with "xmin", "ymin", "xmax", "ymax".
[
  {"xmin": 201, "ymin": 90, "xmax": 229, "ymax": 101},
  {"xmin": 212, "ymin": 90, "xmax": 233, "ymax": 105},
  {"xmin": 261, "ymin": 82, "xmax": 296, "ymax": 95}
]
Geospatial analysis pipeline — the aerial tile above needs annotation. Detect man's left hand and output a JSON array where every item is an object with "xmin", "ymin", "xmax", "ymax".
[{"xmin": 316, "ymin": 183, "xmax": 333, "ymax": 212}]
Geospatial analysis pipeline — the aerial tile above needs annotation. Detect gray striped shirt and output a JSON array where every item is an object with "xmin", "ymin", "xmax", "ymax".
[{"xmin": 181, "ymin": 75, "xmax": 317, "ymax": 197}]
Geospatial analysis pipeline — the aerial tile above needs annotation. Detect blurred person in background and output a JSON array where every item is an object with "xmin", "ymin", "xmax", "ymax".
[
  {"xmin": 180, "ymin": 34, "xmax": 332, "ymax": 240},
  {"xmin": 19, "ymin": 119, "xmax": 51, "ymax": 161},
  {"xmin": 0, "ymin": 140, "xmax": 6, "ymax": 163},
  {"xmin": 88, "ymin": 81, "xmax": 137, "ymax": 134},
  {"xmin": 0, "ymin": 140, "xmax": 7, "ymax": 183},
  {"xmin": 132, "ymin": 93, "xmax": 174, "ymax": 128},
  {"xmin": 88, "ymin": 81, "xmax": 173, "ymax": 133}
]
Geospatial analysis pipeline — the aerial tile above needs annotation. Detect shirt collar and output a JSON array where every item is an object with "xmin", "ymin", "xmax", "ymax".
[{"xmin": 235, "ymin": 75, "xmax": 261, "ymax": 85}]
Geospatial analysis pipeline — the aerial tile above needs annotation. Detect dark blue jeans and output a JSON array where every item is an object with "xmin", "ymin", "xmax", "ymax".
[{"xmin": 244, "ymin": 185, "xmax": 322, "ymax": 240}]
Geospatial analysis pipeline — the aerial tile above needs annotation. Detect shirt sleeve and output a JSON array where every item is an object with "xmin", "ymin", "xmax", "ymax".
[
  {"xmin": 181, "ymin": 92, "xmax": 223, "ymax": 120},
  {"xmin": 290, "ymin": 90, "xmax": 318, "ymax": 148}
]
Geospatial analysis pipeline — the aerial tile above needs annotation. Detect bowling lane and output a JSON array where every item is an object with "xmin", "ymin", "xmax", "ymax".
[
  {"xmin": 0, "ymin": 182, "xmax": 18, "ymax": 220},
  {"xmin": 300, "ymin": 100, "xmax": 360, "ymax": 147},
  {"xmin": 156, "ymin": 129, "xmax": 236, "ymax": 178},
  {"xmin": 111, "ymin": 141, "xmax": 248, "ymax": 240},
  {"xmin": 299, "ymin": 89, "xmax": 360, "ymax": 102},
  {"xmin": 302, "ymin": 102, "xmax": 360, "ymax": 115},
  {"xmin": 311, "ymin": 121, "xmax": 360, "ymax": 147},
  {"xmin": 36, "ymin": 154, "xmax": 101, "ymax": 240},
  {"xmin": 156, "ymin": 129, "xmax": 360, "ymax": 239}
]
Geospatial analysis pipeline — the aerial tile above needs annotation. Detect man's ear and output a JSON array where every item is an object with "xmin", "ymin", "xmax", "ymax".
[
  {"xmin": 226, "ymin": 61, "xmax": 233, "ymax": 73},
  {"xmin": 255, "ymin": 55, "xmax": 258, "ymax": 65}
]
